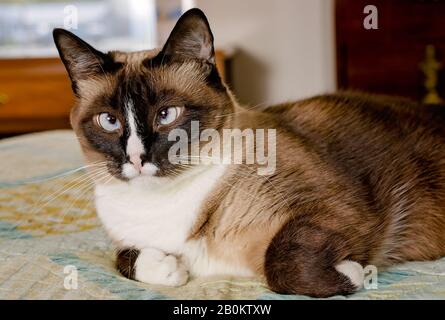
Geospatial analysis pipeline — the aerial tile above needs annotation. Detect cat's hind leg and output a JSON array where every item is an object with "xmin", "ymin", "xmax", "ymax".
[
  {"xmin": 265, "ymin": 218, "xmax": 365, "ymax": 298},
  {"xmin": 116, "ymin": 248, "xmax": 189, "ymax": 286}
]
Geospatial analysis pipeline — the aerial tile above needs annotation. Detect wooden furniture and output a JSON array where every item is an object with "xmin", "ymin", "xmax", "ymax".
[
  {"xmin": 0, "ymin": 58, "xmax": 73, "ymax": 134},
  {"xmin": 336, "ymin": 0, "xmax": 445, "ymax": 102},
  {"xmin": 0, "ymin": 51, "xmax": 226, "ymax": 135}
]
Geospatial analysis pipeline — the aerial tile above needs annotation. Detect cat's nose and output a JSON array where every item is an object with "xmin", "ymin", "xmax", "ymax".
[{"xmin": 128, "ymin": 154, "xmax": 142, "ymax": 172}]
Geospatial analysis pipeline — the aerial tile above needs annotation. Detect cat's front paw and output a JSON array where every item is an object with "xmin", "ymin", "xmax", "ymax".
[{"xmin": 134, "ymin": 248, "xmax": 189, "ymax": 287}]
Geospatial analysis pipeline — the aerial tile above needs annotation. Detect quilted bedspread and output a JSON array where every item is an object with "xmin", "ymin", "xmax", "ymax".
[{"xmin": 0, "ymin": 130, "xmax": 444, "ymax": 300}]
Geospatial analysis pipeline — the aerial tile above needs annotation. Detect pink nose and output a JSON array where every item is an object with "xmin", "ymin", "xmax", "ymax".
[{"xmin": 129, "ymin": 154, "xmax": 142, "ymax": 172}]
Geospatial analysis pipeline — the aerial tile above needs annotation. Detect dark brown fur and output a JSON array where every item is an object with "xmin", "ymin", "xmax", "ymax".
[{"xmin": 116, "ymin": 249, "xmax": 140, "ymax": 280}]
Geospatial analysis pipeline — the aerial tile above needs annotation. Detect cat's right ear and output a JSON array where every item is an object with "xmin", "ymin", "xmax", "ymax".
[{"xmin": 53, "ymin": 28, "xmax": 118, "ymax": 95}]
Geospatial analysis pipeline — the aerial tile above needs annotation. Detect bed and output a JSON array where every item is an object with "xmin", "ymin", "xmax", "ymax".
[{"xmin": 0, "ymin": 130, "xmax": 444, "ymax": 299}]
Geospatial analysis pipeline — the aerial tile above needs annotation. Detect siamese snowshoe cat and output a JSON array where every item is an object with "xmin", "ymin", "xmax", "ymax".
[{"xmin": 54, "ymin": 9, "xmax": 445, "ymax": 297}]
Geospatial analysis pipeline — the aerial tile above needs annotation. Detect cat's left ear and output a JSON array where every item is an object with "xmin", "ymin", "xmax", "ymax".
[{"xmin": 161, "ymin": 8, "xmax": 215, "ymax": 65}]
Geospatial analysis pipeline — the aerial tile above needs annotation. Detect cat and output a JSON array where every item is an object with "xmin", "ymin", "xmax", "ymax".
[{"xmin": 53, "ymin": 8, "xmax": 445, "ymax": 297}]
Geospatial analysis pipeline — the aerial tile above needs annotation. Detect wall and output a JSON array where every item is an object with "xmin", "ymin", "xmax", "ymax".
[{"xmin": 196, "ymin": 0, "xmax": 336, "ymax": 106}]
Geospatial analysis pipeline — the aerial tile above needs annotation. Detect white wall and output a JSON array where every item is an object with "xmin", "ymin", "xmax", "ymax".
[{"xmin": 196, "ymin": 0, "xmax": 336, "ymax": 106}]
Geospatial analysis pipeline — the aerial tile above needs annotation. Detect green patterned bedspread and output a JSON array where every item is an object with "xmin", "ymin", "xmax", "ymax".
[{"xmin": 0, "ymin": 130, "xmax": 444, "ymax": 299}]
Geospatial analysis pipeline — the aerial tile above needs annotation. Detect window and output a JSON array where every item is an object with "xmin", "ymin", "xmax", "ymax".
[{"xmin": 0, "ymin": 0, "xmax": 195, "ymax": 58}]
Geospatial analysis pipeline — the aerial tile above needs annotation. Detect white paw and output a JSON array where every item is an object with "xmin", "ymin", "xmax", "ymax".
[
  {"xmin": 134, "ymin": 248, "xmax": 189, "ymax": 287},
  {"xmin": 335, "ymin": 260, "xmax": 364, "ymax": 289}
]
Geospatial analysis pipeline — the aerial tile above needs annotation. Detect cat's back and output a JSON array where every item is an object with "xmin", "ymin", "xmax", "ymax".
[
  {"xmin": 266, "ymin": 91, "xmax": 445, "ymax": 139},
  {"xmin": 266, "ymin": 92, "xmax": 445, "ymax": 187},
  {"xmin": 266, "ymin": 92, "xmax": 445, "ymax": 162}
]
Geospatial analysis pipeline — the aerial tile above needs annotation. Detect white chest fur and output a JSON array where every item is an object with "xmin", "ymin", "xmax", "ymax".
[
  {"xmin": 95, "ymin": 164, "xmax": 258, "ymax": 279},
  {"xmin": 95, "ymin": 164, "xmax": 254, "ymax": 278},
  {"xmin": 94, "ymin": 165, "xmax": 225, "ymax": 253}
]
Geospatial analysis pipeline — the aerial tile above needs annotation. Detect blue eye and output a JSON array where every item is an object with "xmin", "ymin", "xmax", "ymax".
[
  {"xmin": 95, "ymin": 113, "xmax": 121, "ymax": 132},
  {"xmin": 158, "ymin": 107, "xmax": 182, "ymax": 125}
]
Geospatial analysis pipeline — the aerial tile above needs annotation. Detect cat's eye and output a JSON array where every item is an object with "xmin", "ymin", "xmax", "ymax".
[
  {"xmin": 157, "ymin": 107, "xmax": 182, "ymax": 126},
  {"xmin": 95, "ymin": 113, "xmax": 121, "ymax": 132}
]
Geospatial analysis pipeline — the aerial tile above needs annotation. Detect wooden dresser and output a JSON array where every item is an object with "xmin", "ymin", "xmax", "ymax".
[
  {"xmin": 0, "ymin": 51, "xmax": 226, "ymax": 136},
  {"xmin": 336, "ymin": 0, "xmax": 445, "ymax": 102},
  {"xmin": 0, "ymin": 58, "xmax": 73, "ymax": 135}
]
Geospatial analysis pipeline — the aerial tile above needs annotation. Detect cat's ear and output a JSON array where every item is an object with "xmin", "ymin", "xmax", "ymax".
[
  {"xmin": 53, "ymin": 28, "xmax": 118, "ymax": 94},
  {"xmin": 161, "ymin": 8, "xmax": 215, "ymax": 64}
]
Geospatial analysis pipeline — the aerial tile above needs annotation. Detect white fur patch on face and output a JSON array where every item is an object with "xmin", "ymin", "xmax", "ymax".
[
  {"xmin": 122, "ymin": 162, "xmax": 158, "ymax": 179},
  {"xmin": 141, "ymin": 162, "xmax": 158, "ymax": 176},
  {"xmin": 122, "ymin": 162, "xmax": 140, "ymax": 179},
  {"xmin": 134, "ymin": 248, "xmax": 189, "ymax": 286},
  {"xmin": 122, "ymin": 99, "xmax": 159, "ymax": 179},
  {"xmin": 335, "ymin": 260, "xmax": 364, "ymax": 289},
  {"xmin": 124, "ymin": 100, "xmax": 145, "ymax": 175}
]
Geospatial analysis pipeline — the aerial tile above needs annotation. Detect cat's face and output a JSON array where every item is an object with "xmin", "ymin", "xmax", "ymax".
[{"xmin": 54, "ymin": 9, "xmax": 232, "ymax": 181}]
